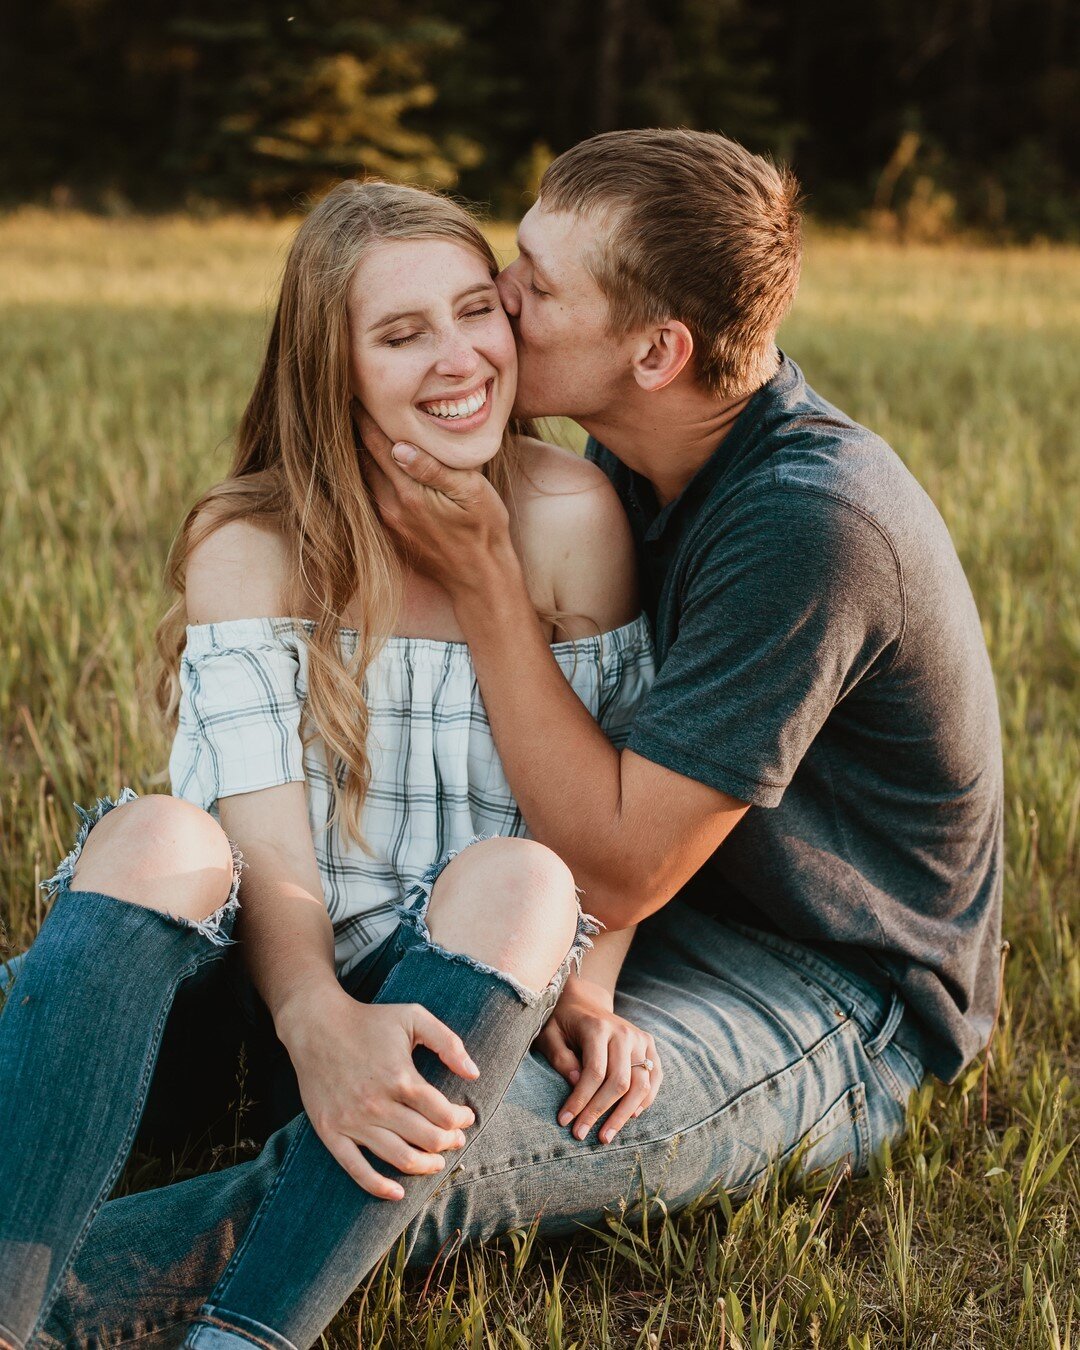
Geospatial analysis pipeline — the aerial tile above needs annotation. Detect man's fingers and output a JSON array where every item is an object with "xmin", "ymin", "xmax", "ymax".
[
  {"xmin": 536, "ymin": 1023, "xmax": 583, "ymax": 1084},
  {"xmin": 390, "ymin": 442, "xmax": 476, "ymax": 504},
  {"xmin": 408, "ymin": 1004, "xmax": 480, "ymax": 1080},
  {"xmin": 325, "ymin": 1134, "xmax": 404, "ymax": 1201}
]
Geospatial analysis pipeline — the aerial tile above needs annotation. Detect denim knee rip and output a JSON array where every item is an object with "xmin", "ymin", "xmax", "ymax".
[
  {"xmin": 393, "ymin": 837, "xmax": 601, "ymax": 1009},
  {"xmin": 40, "ymin": 789, "xmax": 244, "ymax": 948}
]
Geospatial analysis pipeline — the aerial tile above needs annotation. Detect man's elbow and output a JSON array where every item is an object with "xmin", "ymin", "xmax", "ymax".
[{"xmin": 575, "ymin": 865, "xmax": 673, "ymax": 931}]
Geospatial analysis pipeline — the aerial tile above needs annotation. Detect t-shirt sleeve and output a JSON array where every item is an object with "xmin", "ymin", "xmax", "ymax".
[
  {"xmin": 169, "ymin": 619, "xmax": 307, "ymax": 810},
  {"xmin": 628, "ymin": 487, "xmax": 903, "ymax": 806}
]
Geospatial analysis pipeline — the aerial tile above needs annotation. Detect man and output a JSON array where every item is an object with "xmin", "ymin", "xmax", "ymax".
[{"xmin": 360, "ymin": 127, "xmax": 1003, "ymax": 1249}]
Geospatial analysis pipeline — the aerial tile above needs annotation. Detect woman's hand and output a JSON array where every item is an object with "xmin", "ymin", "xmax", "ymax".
[
  {"xmin": 536, "ymin": 973, "xmax": 662, "ymax": 1145},
  {"xmin": 277, "ymin": 982, "xmax": 480, "ymax": 1200}
]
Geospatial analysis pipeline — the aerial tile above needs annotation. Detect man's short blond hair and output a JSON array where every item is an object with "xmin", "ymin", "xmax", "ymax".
[{"xmin": 540, "ymin": 129, "xmax": 802, "ymax": 399}]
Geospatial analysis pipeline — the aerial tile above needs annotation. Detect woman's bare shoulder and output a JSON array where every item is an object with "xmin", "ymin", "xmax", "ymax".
[
  {"xmin": 185, "ymin": 510, "xmax": 290, "ymax": 624},
  {"xmin": 512, "ymin": 437, "xmax": 638, "ymax": 633},
  {"xmin": 513, "ymin": 435, "xmax": 613, "ymax": 499}
]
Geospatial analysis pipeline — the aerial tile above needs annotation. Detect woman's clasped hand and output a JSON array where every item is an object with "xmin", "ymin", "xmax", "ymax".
[{"xmin": 537, "ymin": 971, "xmax": 663, "ymax": 1145}]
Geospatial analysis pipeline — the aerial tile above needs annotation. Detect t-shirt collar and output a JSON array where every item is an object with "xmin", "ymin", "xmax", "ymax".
[{"xmin": 634, "ymin": 351, "xmax": 800, "ymax": 542}]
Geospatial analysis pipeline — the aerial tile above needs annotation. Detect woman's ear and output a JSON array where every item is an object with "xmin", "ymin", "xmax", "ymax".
[{"xmin": 630, "ymin": 321, "xmax": 694, "ymax": 393}]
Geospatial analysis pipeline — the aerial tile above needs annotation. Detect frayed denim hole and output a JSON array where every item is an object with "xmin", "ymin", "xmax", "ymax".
[
  {"xmin": 39, "ymin": 789, "xmax": 244, "ymax": 950},
  {"xmin": 393, "ymin": 838, "xmax": 601, "ymax": 1010},
  {"xmin": 39, "ymin": 787, "xmax": 140, "ymax": 901},
  {"xmin": 163, "ymin": 836, "xmax": 245, "ymax": 949}
]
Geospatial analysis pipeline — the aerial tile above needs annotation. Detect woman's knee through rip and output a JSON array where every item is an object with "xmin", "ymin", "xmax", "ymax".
[
  {"xmin": 72, "ymin": 795, "xmax": 237, "ymax": 923},
  {"xmin": 426, "ymin": 838, "xmax": 580, "ymax": 993}
]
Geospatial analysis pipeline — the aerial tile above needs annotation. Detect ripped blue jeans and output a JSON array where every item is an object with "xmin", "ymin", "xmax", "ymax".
[{"xmin": 0, "ymin": 797, "xmax": 593, "ymax": 1350}]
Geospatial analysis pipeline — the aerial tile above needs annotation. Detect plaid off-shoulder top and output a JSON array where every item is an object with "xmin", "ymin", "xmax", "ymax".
[{"xmin": 169, "ymin": 615, "xmax": 655, "ymax": 976}]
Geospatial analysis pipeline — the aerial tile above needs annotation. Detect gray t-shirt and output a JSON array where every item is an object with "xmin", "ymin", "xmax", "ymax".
[{"xmin": 587, "ymin": 354, "xmax": 1003, "ymax": 1083}]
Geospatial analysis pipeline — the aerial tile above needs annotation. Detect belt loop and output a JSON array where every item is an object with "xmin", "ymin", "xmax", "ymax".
[{"xmin": 864, "ymin": 991, "xmax": 905, "ymax": 1059}]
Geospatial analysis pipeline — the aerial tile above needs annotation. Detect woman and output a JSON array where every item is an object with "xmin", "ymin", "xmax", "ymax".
[{"xmin": 0, "ymin": 181, "xmax": 657, "ymax": 1348}]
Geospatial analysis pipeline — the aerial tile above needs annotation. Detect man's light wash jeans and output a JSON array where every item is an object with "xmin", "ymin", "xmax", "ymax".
[{"xmin": 0, "ymin": 807, "xmax": 924, "ymax": 1350}]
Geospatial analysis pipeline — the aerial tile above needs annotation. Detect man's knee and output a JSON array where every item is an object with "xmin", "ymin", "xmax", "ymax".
[
  {"xmin": 72, "ymin": 795, "xmax": 236, "ymax": 922},
  {"xmin": 426, "ymin": 837, "xmax": 580, "ymax": 992}
]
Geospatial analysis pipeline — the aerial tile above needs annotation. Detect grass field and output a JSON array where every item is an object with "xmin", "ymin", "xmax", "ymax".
[{"xmin": 0, "ymin": 209, "xmax": 1077, "ymax": 1347}]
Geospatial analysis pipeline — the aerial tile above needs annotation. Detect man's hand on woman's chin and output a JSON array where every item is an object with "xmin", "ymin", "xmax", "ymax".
[{"xmin": 356, "ymin": 408, "xmax": 514, "ymax": 600}]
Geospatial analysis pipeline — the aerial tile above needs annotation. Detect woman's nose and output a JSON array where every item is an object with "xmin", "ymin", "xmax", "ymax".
[{"xmin": 433, "ymin": 337, "xmax": 482, "ymax": 378}]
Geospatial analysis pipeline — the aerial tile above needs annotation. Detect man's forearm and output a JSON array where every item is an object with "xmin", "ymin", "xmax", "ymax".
[{"xmin": 453, "ymin": 543, "xmax": 637, "ymax": 921}]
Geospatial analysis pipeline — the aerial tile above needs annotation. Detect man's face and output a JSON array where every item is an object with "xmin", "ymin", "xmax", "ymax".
[{"xmin": 497, "ymin": 202, "xmax": 631, "ymax": 421}]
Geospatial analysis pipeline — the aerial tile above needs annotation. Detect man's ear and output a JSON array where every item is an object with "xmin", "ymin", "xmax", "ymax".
[{"xmin": 630, "ymin": 321, "xmax": 694, "ymax": 393}]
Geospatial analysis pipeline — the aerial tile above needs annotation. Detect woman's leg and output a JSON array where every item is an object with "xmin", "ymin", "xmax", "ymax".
[
  {"xmin": 0, "ymin": 793, "xmax": 243, "ymax": 1350},
  {"xmin": 183, "ymin": 837, "xmax": 592, "ymax": 1350}
]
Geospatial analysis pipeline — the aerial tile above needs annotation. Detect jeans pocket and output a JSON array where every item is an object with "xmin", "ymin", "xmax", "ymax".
[
  {"xmin": 866, "ymin": 1038, "xmax": 924, "ymax": 1117},
  {"xmin": 741, "ymin": 1081, "xmax": 870, "ymax": 1193},
  {"xmin": 786, "ymin": 1081, "xmax": 870, "ymax": 1185}
]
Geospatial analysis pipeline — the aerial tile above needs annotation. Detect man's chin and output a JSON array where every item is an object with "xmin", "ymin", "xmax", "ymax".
[{"xmin": 510, "ymin": 394, "xmax": 556, "ymax": 421}]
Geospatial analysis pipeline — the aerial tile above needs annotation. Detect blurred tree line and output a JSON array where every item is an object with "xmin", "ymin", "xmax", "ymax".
[{"xmin": 2, "ymin": 0, "xmax": 1076, "ymax": 238}]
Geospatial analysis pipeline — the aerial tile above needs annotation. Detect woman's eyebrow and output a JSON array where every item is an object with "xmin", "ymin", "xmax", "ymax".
[{"xmin": 367, "ymin": 282, "xmax": 497, "ymax": 333}]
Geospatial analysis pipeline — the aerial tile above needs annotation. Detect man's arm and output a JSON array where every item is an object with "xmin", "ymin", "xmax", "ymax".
[
  {"xmin": 454, "ymin": 537, "xmax": 747, "ymax": 926},
  {"xmin": 363, "ymin": 436, "xmax": 748, "ymax": 930}
]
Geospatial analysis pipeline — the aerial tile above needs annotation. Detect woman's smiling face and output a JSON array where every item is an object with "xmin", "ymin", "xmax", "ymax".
[{"xmin": 348, "ymin": 238, "xmax": 517, "ymax": 470}]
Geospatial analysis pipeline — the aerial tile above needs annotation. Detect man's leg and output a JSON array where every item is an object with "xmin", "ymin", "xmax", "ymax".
[
  {"xmin": 39, "ymin": 903, "xmax": 923, "ymax": 1347},
  {"xmin": 402, "ymin": 902, "xmax": 924, "ymax": 1262}
]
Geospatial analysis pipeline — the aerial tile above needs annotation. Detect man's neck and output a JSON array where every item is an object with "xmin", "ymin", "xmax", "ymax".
[{"xmin": 581, "ymin": 351, "xmax": 779, "ymax": 507}]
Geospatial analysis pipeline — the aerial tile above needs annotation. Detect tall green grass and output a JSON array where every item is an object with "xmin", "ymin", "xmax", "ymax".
[{"xmin": 0, "ymin": 212, "xmax": 1076, "ymax": 1346}]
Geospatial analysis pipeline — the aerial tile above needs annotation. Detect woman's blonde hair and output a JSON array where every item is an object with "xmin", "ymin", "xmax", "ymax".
[{"xmin": 156, "ymin": 179, "xmax": 521, "ymax": 849}]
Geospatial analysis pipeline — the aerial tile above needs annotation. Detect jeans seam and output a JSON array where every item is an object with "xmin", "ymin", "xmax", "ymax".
[
  {"xmin": 208, "ymin": 1117, "xmax": 314, "ymax": 1301},
  {"xmin": 453, "ymin": 1017, "xmax": 851, "ymax": 1187},
  {"xmin": 889, "ymin": 1038, "xmax": 925, "ymax": 1084},
  {"xmin": 866, "ymin": 1040, "xmax": 923, "ymax": 1110},
  {"xmin": 26, "ymin": 956, "xmax": 206, "ymax": 1346},
  {"xmin": 729, "ymin": 925, "xmax": 890, "ymax": 1046},
  {"xmin": 868, "ymin": 1049, "xmax": 905, "ymax": 1103},
  {"xmin": 191, "ymin": 1311, "xmax": 286, "ymax": 1350},
  {"xmin": 741, "ymin": 1078, "xmax": 871, "ymax": 1193}
]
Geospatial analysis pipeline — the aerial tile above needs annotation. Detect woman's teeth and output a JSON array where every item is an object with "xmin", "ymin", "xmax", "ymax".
[{"xmin": 420, "ymin": 387, "xmax": 488, "ymax": 420}]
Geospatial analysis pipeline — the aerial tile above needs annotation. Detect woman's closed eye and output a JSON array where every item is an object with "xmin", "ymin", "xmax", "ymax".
[{"xmin": 385, "ymin": 305, "xmax": 497, "ymax": 347}]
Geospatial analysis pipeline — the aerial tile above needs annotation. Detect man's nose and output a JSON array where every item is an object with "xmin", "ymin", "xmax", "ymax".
[{"xmin": 496, "ymin": 267, "xmax": 521, "ymax": 318}]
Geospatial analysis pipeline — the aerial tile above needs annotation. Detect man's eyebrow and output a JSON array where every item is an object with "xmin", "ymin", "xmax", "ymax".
[
  {"xmin": 515, "ymin": 239, "xmax": 556, "ymax": 288},
  {"xmin": 367, "ymin": 281, "xmax": 497, "ymax": 333}
]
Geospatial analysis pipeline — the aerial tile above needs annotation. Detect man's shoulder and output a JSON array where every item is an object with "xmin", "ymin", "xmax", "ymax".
[
  {"xmin": 754, "ymin": 363, "xmax": 925, "ymax": 523},
  {"xmin": 690, "ymin": 389, "xmax": 930, "ymax": 573}
]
